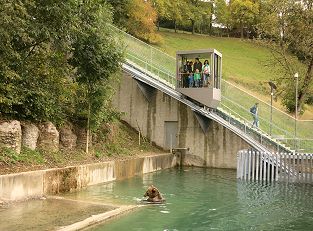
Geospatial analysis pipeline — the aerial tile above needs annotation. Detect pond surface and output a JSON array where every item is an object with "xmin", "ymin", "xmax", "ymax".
[
  {"xmin": 64, "ymin": 167, "xmax": 313, "ymax": 231},
  {"xmin": 0, "ymin": 198, "xmax": 115, "ymax": 231}
]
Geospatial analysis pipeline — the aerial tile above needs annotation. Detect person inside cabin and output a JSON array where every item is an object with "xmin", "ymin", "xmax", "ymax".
[
  {"xmin": 202, "ymin": 60, "xmax": 211, "ymax": 87},
  {"xmin": 193, "ymin": 58, "xmax": 202, "ymax": 87},
  {"xmin": 183, "ymin": 61, "xmax": 189, "ymax": 88},
  {"xmin": 193, "ymin": 58, "xmax": 202, "ymax": 73},
  {"xmin": 187, "ymin": 61, "xmax": 193, "ymax": 87},
  {"xmin": 187, "ymin": 61, "xmax": 193, "ymax": 73},
  {"xmin": 177, "ymin": 65, "xmax": 183, "ymax": 87},
  {"xmin": 194, "ymin": 69, "xmax": 201, "ymax": 88}
]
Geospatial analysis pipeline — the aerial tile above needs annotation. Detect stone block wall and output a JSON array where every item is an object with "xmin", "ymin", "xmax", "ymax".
[
  {"xmin": 0, "ymin": 121, "xmax": 79, "ymax": 154},
  {"xmin": 0, "ymin": 120, "xmax": 22, "ymax": 153}
]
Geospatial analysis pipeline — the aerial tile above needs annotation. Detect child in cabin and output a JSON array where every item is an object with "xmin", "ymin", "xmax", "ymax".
[
  {"xmin": 193, "ymin": 69, "xmax": 201, "ymax": 88},
  {"xmin": 188, "ymin": 71, "xmax": 194, "ymax": 88}
]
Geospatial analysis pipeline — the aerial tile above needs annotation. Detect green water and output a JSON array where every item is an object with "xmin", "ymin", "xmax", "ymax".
[
  {"xmin": 65, "ymin": 167, "xmax": 313, "ymax": 231},
  {"xmin": 0, "ymin": 198, "xmax": 115, "ymax": 231}
]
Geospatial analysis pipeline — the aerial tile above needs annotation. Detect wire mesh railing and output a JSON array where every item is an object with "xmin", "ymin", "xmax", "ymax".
[
  {"xmin": 221, "ymin": 81, "xmax": 313, "ymax": 152},
  {"xmin": 217, "ymin": 103, "xmax": 290, "ymax": 153},
  {"xmin": 110, "ymin": 24, "xmax": 176, "ymax": 79},
  {"xmin": 109, "ymin": 24, "xmax": 313, "ymax": 152}
]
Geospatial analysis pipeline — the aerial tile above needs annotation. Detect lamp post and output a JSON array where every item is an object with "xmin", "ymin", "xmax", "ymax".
[
  {"xmin": 268, "ymin": 81, "xmax": 277, "ymax": 136},
  {"xmin": 294, "ymin": 73, "xmax": 299, "ymax": 152},
  {"xmin": 294, "ymin": 73, "xmax": 299, "ymax": 138}
]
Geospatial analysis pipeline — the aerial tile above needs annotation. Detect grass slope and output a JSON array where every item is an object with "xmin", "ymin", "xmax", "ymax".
[{"xmin": 156, "ymin": 29, "xmax": 313, "ymax": 120}]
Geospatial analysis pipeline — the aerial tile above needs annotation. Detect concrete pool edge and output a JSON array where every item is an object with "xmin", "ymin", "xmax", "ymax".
[
  {"xmin": 57, "ymin": 205, "xmax": 144, "ymax": 231},
  {"xmin": 0, "ymin": 153, "xmax": 178, "ymax": 202}
]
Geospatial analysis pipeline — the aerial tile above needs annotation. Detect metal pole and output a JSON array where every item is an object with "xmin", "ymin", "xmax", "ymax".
[
  {"xmin": 268, "ymin": 81, "xmax": 276, "ymax": 136},
  {"xmin": 270, "ymin": 89, "xmax": 273, "ymax": 136},
  {"xmin": 294, "ymin": 73, "xmax": 299, "ymax": 152}
]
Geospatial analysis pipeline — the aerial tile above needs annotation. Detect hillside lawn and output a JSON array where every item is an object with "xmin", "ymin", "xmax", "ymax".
[{"xmin": 156, "ymin": 28, "xmax": 313, "ymax": 120}]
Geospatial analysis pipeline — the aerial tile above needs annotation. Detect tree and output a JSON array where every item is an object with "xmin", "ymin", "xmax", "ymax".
[
  {"xmin": 257, "ymin": 0, "xmax": 313, "ymax": 113},
  {"xmin": 70, "ymin": 1, "xmax": 124, "ymax": 153},
  {"xmin": 106, "ymin": 0, "xmax": 160, "ymax": 43},
  {"xmin": 230, "ymin": 0, "xmax": 259, "ymax": 38},
  {"xmin": 105, "ymin": 0, "xmax": 131, "ymax": 28},
  {"xmin": 152, "ymin": 0, "xmax": 167, "ymax": 30},
  {"xmin": 0, "ymin": 0, "xmax": 77, "ymax": 123},
  {"xmin": 197, "ymin": 0, "xmax": 214, "ymax": 34},
  {"xmin": 166, "ymin": 0, "xmax": 186, "ymax": 33},
  {"xmin": 126, "ymin": 0, "xmax": 160, "ymax": 43},
  {"xmin": 215, "ymin": 0, "xmax": 233, "ymax": 36},
  {"xmin": 0, "ymin": 0, "xmax": 125, "ymax": 154}
]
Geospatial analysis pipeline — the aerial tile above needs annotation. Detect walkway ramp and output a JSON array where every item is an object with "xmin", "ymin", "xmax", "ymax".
[
  {"xmin": 109, "ymin": 24, "xmax": 309, "ymax": 153},
  {"xmin": 123, "ymin": 61, "xmax": 277, "ymax": 153}
]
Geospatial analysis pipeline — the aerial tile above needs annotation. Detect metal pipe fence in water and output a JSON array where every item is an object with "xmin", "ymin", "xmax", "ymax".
[{"xmin": 237, "ymin": 150, "xmax": 313, "ymax": 183}]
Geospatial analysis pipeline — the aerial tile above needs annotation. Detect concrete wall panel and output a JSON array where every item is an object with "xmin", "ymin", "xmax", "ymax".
[
  {"xmin": 113, "ymin": 73, "xmax": 250, "ymax": 169},
  {"xmin": 0, "ymin": 154, "xmax": 176, "ymax": 202},
  {"xmin": 0, "ymin": 171, "xmax": 44, "ymax": 201}
]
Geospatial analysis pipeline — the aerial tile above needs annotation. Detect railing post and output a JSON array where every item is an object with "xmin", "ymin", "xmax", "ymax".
[
  {"xmin": 248, "ymin": 151, "xmax": 251, "ymax": 181},
  {"xmin": 238, "ymin": 151, "xmax": 242, "ymax": 179},
  {"xmin": 292, "ymin": 152, "xmax": 296, "ymax": 182},
  {"xmin": 260, "ymin": 152, "xmax": 263, "ymax": 181},
  {"xmin": 309, "ymin": 154, "xmax": 313, "ymax": 182},
  {"xmin": 270, "ymin": 153, "xmax": 277, "ymax": 182},
  {"xmin": 252, "ymin": 151, "xmax": 255, "ymax": 181},
  {"xmin": 275, "ymin": 153, "xmax": 279, "ymax": 181},
  {"xmin": 256, "ymin": 151, "xmax": 259, "ymax": 181},
  {"xmin": 281, "ymin": 153, "xmax": 285, "ymax": 182},
  {"xmin": 237, "ymin": 151, "xmax": 242, "ymax": 179},
  {"xmin": 150, "ymin": 47, "xmax": 152, "ymax": 72},
  {"xmin": 263, "ymin": 152, "xmax": 267, "ymax": 181},
  {"xmin": 297, "ymin": 153, "xmax": 300, "ymax": 182},
  {"xmin": 267, "ymin": 153, "xmax": 270, "ymax": 182}
]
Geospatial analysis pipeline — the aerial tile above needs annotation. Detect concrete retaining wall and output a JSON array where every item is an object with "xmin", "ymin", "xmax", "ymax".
[
  {"xmin": 113, "ymin": 72, "xmax": 250, "ymax": 169},
  {"xmin": 0, "ymin": 153, "xmax": 177, "ymax": 202}
]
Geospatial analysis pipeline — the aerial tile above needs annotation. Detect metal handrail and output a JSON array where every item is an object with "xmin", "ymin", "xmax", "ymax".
[
  {"xmin": 124, "ymin": 56, "xmax": 303, "ymax": 151},
  {"xmin": 218, "ymin": 103, "xmax": 293, "ymax": 152},
  {"xmin": 221, "ymin": 96, "xmax": 293, "ymax": 138},
  {"xmin": 222, "ymin": 80, "xmax": 313, "ymax": 122},
  {"xmin": 123, "ymin": 62, "xmax": 270, "ymax": 153},
  {"xmin": 127, "ymin": 53, "xmax": 175, "ymax": 78},
  {"xmin": 112, "ymin": 20, "xmax": 312, "ymax": 123},
  {"xmin": 108, "ymin": 24, "xmax": 311, "ymax": 152},
  {"xmin": 108, "ymin": 24, "xmax": 176, "ymax": 61}
]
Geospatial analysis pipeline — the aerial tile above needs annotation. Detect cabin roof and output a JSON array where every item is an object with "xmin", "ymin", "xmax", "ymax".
[{"xmin": 176, "ymin": 49, "xmax": 222, "ymax": 59}]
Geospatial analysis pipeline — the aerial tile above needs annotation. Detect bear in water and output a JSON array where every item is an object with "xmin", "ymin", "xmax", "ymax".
[{"xmin": 143, "ymin": 185, "xmax": 164, "ymax": 203}]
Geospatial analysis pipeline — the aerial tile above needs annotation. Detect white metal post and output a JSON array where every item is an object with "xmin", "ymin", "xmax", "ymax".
[
  {"xmin": 270, "ymin": 91, "xmax": 273, "ymax": 136},
  {"xmin": 294, "ymin": 73, "xmax": 299, "ymax": 151}
]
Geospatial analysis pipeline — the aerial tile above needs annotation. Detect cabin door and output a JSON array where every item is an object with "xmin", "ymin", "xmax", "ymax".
[{"xmin": 164, "ymin": 121, "xmax": 178, "ymax": 150}]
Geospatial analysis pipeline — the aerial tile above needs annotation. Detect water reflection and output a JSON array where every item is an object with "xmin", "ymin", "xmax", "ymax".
[
  {"xmin": 87, "ymin": 168, "xmax": 313, "ymax": 231},
  {"xmin": 237, "ymin": 181, "xmax": 313, "ymax": 230}
]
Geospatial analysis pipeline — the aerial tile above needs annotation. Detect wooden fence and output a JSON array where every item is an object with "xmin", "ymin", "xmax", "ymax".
[{"xmin": 237, "ymin": 151, "xmax": 313, "ymax": 183}]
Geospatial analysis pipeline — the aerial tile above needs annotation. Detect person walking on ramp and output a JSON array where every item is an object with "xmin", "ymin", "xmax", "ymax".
[{"xmin": 250, "ymin": 102, "xmax": 259, "ymax": 128}]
